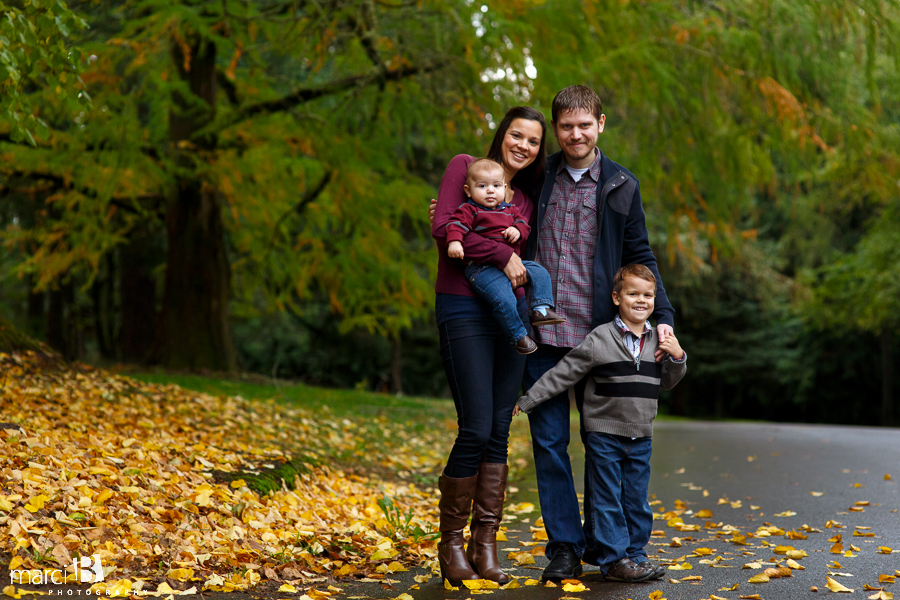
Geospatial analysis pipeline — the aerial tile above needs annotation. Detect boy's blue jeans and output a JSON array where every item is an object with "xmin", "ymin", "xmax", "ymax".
[
  {"xmin": 582, "ymin": 433, "xmax": 654, "ymax": 573},
  {"xmin": 464, "ymin": 260, "xmax": 554, "ymax": 344}
]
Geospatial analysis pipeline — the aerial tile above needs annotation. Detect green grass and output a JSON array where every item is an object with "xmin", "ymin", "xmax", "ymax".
[{"xmin": 127, "ymin": 370, "xmax": 455, "ymax": 419}]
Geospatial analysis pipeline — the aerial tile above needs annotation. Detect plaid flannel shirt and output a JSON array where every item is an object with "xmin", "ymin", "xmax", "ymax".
[{"xmin": 534, "ymin": 150, "xmax": 603, "ymax": 348}]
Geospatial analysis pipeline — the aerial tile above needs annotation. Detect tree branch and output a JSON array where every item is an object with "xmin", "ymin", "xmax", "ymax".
[
  {"xmin": 0, "ymin": 169, "xmax": 165, "ymax": 218},
  {"xmin": 266, "ymin": 169, "xmax": 334, "ymax": 253},
  {"xmin": 221, "ymin": 61, "xmax": 441, "ymax": 129}
]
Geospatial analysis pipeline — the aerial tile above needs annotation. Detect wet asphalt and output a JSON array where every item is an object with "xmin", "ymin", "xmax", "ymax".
[{"xmin": 366, "ymin": 419, "xmax": 900, "ymax": 600}]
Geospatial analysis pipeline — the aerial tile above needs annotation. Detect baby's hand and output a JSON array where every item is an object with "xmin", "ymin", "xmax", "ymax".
[
  {"xmin": 447, "ymin": 241, "xmax": 465, "ymax": 259},
  {"xmin": 659, "ymin": 334, "xmax": 684, "ymax": 361},
  {"xmin": 504, "ymin": 227, "xmax": 521, "ymax": 243},
  {"xmin": 428, "ymin": 199, "xmax": 437, "ymax": 224}
]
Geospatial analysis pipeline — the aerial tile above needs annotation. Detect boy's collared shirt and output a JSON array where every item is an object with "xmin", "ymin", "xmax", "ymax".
[
  {"xmin": 614, "ymin": 314, "xmax": 686, "ymax": 363},
  {"xmin": 535, "ymin": 149, "xmax": 603, "ymax": 348}
]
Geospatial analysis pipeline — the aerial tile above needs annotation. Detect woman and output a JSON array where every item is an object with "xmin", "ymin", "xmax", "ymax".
[{"xmin": 431, "ymin": 107, "xmax": 547, "ymax": 584}]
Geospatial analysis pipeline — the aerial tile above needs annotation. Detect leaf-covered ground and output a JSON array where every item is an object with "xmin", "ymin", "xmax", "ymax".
[{"xmin": 0, "ymin": 352, "xmax": 530, "ymax": 597}]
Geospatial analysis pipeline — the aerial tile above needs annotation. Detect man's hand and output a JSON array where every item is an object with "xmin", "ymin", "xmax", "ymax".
[
  {"xmin": 428, "ymin": 199, "xmax": 437, "ymax": 224},
  {"xmin": 504, "ymin": 227, "xmax": 521, "ymax": 243},
  {"xmin": 658, "ymin": 332, "xmax": 684, "ymax": 361},
  {"xmin": 655, "ymin": 324, "xmax": 674, "ymax": 361},
  {"xmin": 503, "ymin": 253, "xmax": 527, "ymax": 288},
  {"xmin": 447, "ymin": 241, "xmax": 464, "ymax": 259}
]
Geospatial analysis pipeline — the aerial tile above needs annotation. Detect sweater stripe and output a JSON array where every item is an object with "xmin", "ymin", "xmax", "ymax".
[
  {"xmin": 591, "ymin": 361, "xmax": 662, "ymax": 378},
  {"xmin": 592, "ymin": 381, "xmax": 660, "ymax": 399}
]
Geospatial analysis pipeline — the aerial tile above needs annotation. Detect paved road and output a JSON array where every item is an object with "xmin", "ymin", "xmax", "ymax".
[{"xmin": 403, "ymin": 420, "xmax": 900, "ymax": 600}]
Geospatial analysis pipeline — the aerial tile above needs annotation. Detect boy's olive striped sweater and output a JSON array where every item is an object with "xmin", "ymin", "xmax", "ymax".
[{"xmin": 517, "ymin": 321, "xmax": 686, "ymax": 438}]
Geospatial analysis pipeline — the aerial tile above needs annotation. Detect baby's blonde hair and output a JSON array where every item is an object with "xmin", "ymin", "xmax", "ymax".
[{"xmin": 465, "ymin": 158, "xmax": 505, "ymax": 186}]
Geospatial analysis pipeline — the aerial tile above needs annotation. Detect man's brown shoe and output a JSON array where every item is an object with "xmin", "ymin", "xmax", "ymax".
[
  {"xmin": 604, "ymin": 557, "xmax": 655, "ymax": 582},
  {"xmin": 514, "ymin": 335, "xmax": 537, "ymax": 355},
  {"xmin": 529, "ymin": 308, "xmax": 566, "ymax": 326}
]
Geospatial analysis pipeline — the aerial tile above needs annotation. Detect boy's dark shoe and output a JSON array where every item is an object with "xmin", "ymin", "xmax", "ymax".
[
  {"xmin": 529, "ymin": 309, "xmax": 566, "ymax": 327},
  {"xmin": 604, "ymin": 557, "xmax": 656, "ymax": 582},
  {"xmin": 541, "ymin": 544, "xmax": 582, "ymax": 581},
  {"xmin": 632, "ymin": 559, "xmax": 665, "ymax": 580},
  {"xmin": 515, "ymin": 335, "xmax": 538, "ymax": 355}
]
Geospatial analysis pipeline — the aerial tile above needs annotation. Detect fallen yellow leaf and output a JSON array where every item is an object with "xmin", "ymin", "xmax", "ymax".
[
  {"xmin": 167, "ymin": 568, "xmax": 195, "ymax": 582},
  {"xmin": 668, "ymin": 562, "xmax": 693, "ymax": 571},
  {"xmin": 695, "ymin": 509, "xmax": 714, "ymax": 518},
  {"xmin": 523, "ymin": 579, "xmax": 540, "ymax": 586},
  {"xmin": 719, "ymin": 583, "xmax": 740, "ymax": 591},
  {"xmin": 826, "ymin": 576, "xmax": 854, "ymax": 593},
  {"xmin": 278, "ymin": 584, "xmax": 298, "ymax": 593},
  {"xmin": 561, "ymin": 583, "xmax": 586, "ymax": 592},
  {"xmin": 747, "ymin": 574, "xmax": 769, "ymax": 583}
]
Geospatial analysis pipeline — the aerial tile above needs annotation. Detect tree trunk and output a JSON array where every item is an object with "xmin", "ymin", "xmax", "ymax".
[
  {"xmin": 91, "ymin": 254, "xmax": 114, "ymax": 360},
  {"xmin": 120, "ymin": 227, "xmax": 161, "ymax": 363},
  {"xmin": 881, "ymin": 330, "xmax": 893, "ymax": 425},
  {"xmin": 46, "ymin": 287, "xmax": 66, "ymax": 354},
  {"xmin": 153, "ymin": 35, "xmax": 236, "ymax": 371},
  {"xmin": 26, "ymin": 275, "xmax": 44, "ymax": 339},
  {"xmin": 389, "ymin": 335, "xmax": 403, "ymax": 395}
]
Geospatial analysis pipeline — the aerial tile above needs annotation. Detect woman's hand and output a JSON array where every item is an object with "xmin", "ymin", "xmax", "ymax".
[
  {"xmin": 447, "ymin": 241, "xmax": 464, "ymax": 259},
  {"xmin": 428, "ymin": 199, "xmax": 437, "ymax": 224},
  {"xmin": 503, "ymin": 253, "xmax": 527, "ymax": 288},
  {"xmin": 512, "ymin": 404, "xmax": 522, "ymax": 417}
]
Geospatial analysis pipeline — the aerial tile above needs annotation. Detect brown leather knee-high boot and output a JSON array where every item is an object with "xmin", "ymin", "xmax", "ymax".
[
  {"xmin": 466, "ymin": 463, "xmax": 510, "ymax": 584},
  {"xmin": 438, "ymin": 472, "xmax": 479, "ymax": 585}
]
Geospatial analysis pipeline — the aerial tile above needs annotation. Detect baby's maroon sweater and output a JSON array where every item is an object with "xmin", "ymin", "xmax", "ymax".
[{"xmin": 432, "ymin": 155, "xmax": 535, "ymax": 297}]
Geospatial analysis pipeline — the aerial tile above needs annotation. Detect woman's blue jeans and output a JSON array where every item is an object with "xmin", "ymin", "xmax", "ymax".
[
  {"xmin": 582, "ymin": 433, "xmax": 654, "ymax": 572},
  {"xmin": 465, "ymin": 260, "xmax": 555, "ymax": 344},
  {"xmin": 439, "ymin": 310, "xmax": 527, "ymax": 478}
]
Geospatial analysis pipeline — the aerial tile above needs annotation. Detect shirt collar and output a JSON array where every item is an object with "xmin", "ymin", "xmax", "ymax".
[
  {"xmin": 556, "ymin": 148, "xmax": 602, "ymax": 183},
  {"xmin": 615, "ymin": 314, "xmax": 651, "ymax": 337},
  {"xmin": 465, "ymin": 199, "xmax": 510, "ymax": 210}
]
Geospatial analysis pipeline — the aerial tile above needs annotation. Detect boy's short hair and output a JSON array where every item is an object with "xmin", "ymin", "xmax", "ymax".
[
  {"xmin": 552, "ymin": 85, "xmax": 603, "ymax": 123},
  {"xmin": 613, "ymin": 264, "xmax": 656, "ymax": 293},
  {"xmin": 466, "ymin": 158, "xmax": 505, "ymax": 186}
]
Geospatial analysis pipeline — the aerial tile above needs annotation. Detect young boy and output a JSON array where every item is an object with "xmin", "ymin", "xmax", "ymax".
[
  {"xmin": 446, "ymin": 158, "xmax": 565, "ymax": 355},
  {"xmin": 514, "ymin": 264, "xmax": 686, "ymax": 581}
]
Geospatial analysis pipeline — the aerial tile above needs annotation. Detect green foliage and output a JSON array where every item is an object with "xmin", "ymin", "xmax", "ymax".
[
  {"xmin": 801, "ymin": 204, "xmax": 900, "ymax": 334},
  {"xmin": 377, "ymin": 494, "xmax": 437, "ymax": 543},
  {"xmin": 0, "ymin": 0, "xmax": 88, "ymax": 144}
]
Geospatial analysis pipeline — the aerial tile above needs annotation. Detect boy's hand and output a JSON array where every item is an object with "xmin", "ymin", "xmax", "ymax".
[
  {"xmin": 428, "ymin": 199, "xmax": 437, "ymax": 224},
  {"xmin": 512, "ymin": 404, "xmax": 522, "ymax": 417},
  {"xmin": 659, "ymin": 333, "xmax": 684, "ymax": 361},
  {"xmin": 655, "ymin": 324, "xmax": 673, "ymax": 361},
  {"xmin": 447, "ymin": 241, "xmax": 464, "ymax": 259},
  {"xmin": 504, "ymin": 227, "xmax": 521, "ymax": 243}
]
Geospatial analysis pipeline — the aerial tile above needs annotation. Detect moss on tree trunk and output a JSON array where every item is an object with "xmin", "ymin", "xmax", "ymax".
[{"xmin": 0, "ymin": 315, "xmax": 43, "ymax": 353}]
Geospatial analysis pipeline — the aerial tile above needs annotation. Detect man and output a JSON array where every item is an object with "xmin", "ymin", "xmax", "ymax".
[{"xmin": 520, "ymin": 85, "xmax": 675, "ymax": 581}]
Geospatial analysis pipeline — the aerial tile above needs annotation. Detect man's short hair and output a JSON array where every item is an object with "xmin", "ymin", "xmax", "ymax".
[
  {"xmin": 552, "ymin": 85, "xmax": 603, "ymax": 123},
  {"xmin": 466, "ymin": 158, "xmax": 505, "ymax": 185},
  {"xmin": 613, "ymin": 264, "xmax": 656, "ymax": 293}
]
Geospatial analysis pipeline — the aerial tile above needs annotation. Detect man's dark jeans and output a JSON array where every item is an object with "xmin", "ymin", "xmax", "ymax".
[
  {"xmin": 582, "ymin": 433, "xmax": 653, "ymax": 572},
  {"xmin": 465, "ymin": 260, "xmax": 555, "ymax": 344},
  {"xmin": 523, "ymin": 343, "xmax": 593, "ymax": 559}
]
